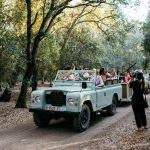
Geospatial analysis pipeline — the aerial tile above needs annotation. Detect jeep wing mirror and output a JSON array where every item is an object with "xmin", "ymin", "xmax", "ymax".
[{"xmin": 82, "ymin": 82, "xmax": 87, "ymax": 89}]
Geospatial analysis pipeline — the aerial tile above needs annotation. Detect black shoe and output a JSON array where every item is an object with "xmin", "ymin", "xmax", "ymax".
[{"xmin": 144, "ymin": 126, "xmax": 148, "ymax": 130}]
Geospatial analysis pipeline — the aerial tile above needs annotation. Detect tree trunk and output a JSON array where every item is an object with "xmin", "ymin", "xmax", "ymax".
[
  {"xmin": 15, "ymin": 63, "xmax": 33, "ymax": 108},
  {"xmin": 59, "ymin": 39, "xmax": 68, "ymax": 69},
  {"xmin": 15, "ymin": 0, "xmax": 33, "ymax": 108},
  {"xmin": 49, "ymin": 80, "xmax": 53, "ymax": 87},
  {"xmin": 32, "ymin": 65, "xmax": 38, "ymax": 91},
  {"xmin": 0, "ymin": 87, "xmax": 11, "ymax": 102}
]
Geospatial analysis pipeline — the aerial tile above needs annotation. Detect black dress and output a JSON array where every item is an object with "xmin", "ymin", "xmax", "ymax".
[{"xmin": 130, "ymin": 80, "xmax": 147, "ymax": 128}]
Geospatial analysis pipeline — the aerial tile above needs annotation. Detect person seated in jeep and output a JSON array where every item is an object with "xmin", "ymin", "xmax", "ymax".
[
  {"xmin": 95, "ymin": 70, "xmax": 104, "ymax": 87},
  {"xmin": 64, "ymin": 72, "xmax": 75, "ymax": 80}
]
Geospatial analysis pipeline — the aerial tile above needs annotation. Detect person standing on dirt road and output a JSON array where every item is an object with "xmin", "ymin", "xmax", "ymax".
[{"xmin": 130, "ymin": 72, "xmax": 148, "ymax": 132}]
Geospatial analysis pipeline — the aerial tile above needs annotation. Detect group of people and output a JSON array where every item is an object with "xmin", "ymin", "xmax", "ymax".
[
  {"xmin": 63, "ymin": 64, "xmax": 118, "ymax": 85},
  {"xmin": 95, "ymin": 68, "xmax": 118, "ymax": 87},
  {"xmin": 64, "ymin": 64, "xmax": 133, "ymax": 85}
]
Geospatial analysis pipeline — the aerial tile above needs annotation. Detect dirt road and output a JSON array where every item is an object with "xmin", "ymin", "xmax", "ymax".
[{"xmin": 0, "ymin": 94, "xmax": 150, "ymax": 150}]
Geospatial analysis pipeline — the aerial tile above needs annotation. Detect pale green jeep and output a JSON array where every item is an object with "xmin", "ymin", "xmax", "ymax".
[{"xmin": 29, "ymin": 70, "xmax": 122, "ymax": 132}]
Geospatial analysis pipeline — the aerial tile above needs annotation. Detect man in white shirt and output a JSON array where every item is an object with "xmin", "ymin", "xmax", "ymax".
[{"xmin": 95, "ymin": 70, "xmax": 104, "ymax": 87}]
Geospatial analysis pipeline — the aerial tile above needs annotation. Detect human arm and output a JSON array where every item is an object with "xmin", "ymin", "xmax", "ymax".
[{"xmin": 96, "ymin": 76, "xmax": 104, "ymax": 87}]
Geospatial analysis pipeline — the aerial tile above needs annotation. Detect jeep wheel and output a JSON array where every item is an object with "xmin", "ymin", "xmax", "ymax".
[
  {"xmin": 33, "ymin": 112, "xmax": 51, "ymax": 127},
  {"xmin": 106, "ymin": 95, "xmax": 117, "ymax": 116},
  {"xmin": 73, "ymin": 104, "xmax": 91, "ymax": 132}
]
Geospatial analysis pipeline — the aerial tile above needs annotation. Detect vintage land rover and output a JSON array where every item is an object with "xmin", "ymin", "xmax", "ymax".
[{"xmin": 29, "ymin": 70, "xmax": 122, "ymax": 132}]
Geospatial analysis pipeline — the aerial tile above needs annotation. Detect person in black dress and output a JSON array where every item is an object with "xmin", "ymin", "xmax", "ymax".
[{"xmin": 130, "ymin": 72, "xmax": 148, "ymax": 131}]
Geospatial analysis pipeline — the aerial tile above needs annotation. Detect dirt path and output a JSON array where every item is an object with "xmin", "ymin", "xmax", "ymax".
[
  {"xmin": 0, "ymin": 103, "xmax": 132, "ymax": 150},
  {"xmin": 0, "ymin": 95, "xmax": 150, "ymax": 150}
]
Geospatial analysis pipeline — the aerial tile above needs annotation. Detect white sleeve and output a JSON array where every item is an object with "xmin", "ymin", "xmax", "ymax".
[
  {"xmin": 97, "ymin": 76, "xmax": 104, "ymax": 87},
  {"xmin": 99, "ymin": 76, "xmax": 104, "ymax": 86}
]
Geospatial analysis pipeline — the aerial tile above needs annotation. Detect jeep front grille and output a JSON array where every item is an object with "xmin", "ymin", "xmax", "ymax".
[{"xmin": 45, "ymin": 91, "xmax": 66, "ymax": 106}]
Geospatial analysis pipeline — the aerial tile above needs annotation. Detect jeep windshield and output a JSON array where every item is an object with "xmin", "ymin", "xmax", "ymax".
[{"xmin": 55, "ymin": 70, "xmax": 96, "ymax": 82}]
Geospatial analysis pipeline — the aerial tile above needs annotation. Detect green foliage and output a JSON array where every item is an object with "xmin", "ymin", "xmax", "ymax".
[
  {"xmin": 142, "ymin": 8, "xmax": 150, "ymax": 70},
  {"xmin": 144, "ymin": 32, "xmax": 150, "ymax": 54},
  {"xmin": 60, "ymin": 28, "xmax": 104, "ymax": 69},
  {"xmin": 0, "ymin": 0, "xmax": 148, "ymax": 88},
  {"xmin": 143, "ymin": 8, "xmax": 150, "ymax": 54},
  {"xmin": 101, "ymin": 25, "xmax": 145, "ymax": 72},
  {"xmin": 143, "ymin": 8, "xmax": 150, "ymax": 34},
  {"xmin": 0, "ymin": 1, "xmax": 26, "ymax": 87},
  {"xmin": 11, "ymin": 0, "xmax": 26, "ymax": 33},
  {"xmin": 0, "ymin": 30, "xmax": 26, "ymax": 83},
  {"xmin": 37, "ymin": 33, "xmax": 60, "ymax": 81}
]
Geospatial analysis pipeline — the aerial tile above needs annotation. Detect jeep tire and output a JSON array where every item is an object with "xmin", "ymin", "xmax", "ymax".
[
  {"xmin": 73, "ymin": 104, "xmax": 91, "ymax": 132},
  {"xmin": 33, "ymin": 112, "xmax": 51, "ymax": 127},
  {"xmin": 106, "ymin": 95, "xmax": 117, "ymax": 116}
]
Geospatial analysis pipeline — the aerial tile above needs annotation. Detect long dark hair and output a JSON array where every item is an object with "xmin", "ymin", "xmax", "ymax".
[
  {"xmin": 99, "ymin": 68, "xmax": 105, "ymax": 75},
  {"xmin": 137, "ymin": 72, "xmax": 145, "ymax": 92}
]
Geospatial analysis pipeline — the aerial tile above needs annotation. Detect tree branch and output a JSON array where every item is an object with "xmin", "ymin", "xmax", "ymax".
[
  {"xmin": 78, "ymin": 7, "xmax": 97, "ymax": 19},
  {"xmin": 75, "ymin": 15, "xmax": 115, "ymax": 26},
  {"xmin": 54, "ymin": 0, "xmax": 72, "ymax": 10},
  {"xmin": 30, "ymin": 12, "xmax": 38, "ymax": 29},
  {"xmin": 26, "ymin": 0, "xmax": 32, "ymax": 60},
  {"xmin": 42, "ymin": 0, "xmax": 47, "ymax": 19},
  {"xmin": 50, "ymin": 0, "xmax": 55, "ymax": 10},
  {"xmin": 66, "ymin": 1, "xmax": 105, "ymax": 9}
]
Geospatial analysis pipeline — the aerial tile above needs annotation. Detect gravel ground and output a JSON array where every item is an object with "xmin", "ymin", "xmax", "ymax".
[
  {"xmin": 0, "ymin": 91, "xmax": 150, "ymax": 150},
  {"xmin": 63, "ymin": 105, "xmax": 150, "ymax": 150},
  {"xmin": 0, "ymin": 91, "xmax": 32, "ymax": 130},
  {"xmin": 0, "ymin": 101, "xmax": 32, "ymax": 130}
]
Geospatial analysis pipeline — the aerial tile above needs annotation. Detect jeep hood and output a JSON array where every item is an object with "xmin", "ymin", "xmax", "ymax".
[
  {"xmin": 49, "ymin": 86, "xmax": 82, "ymax": 92},
  {"xmin": 36, "ymin": 86, "xmax": 83, "ymax": 93}
]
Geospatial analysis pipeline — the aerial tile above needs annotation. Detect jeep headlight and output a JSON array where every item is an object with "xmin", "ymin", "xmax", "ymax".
[
  {"xmin": 68, "ymin": 98, "xmax": 78, "ymax": 106},
  {"xmin": 31, "ymin": 95, "xmax": 41, "ymax": 104}
]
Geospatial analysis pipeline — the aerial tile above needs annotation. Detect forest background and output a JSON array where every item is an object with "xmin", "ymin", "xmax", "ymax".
[{"xmin": 0, "ymin": 0, "xmax": 150, "ymax": 107}]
